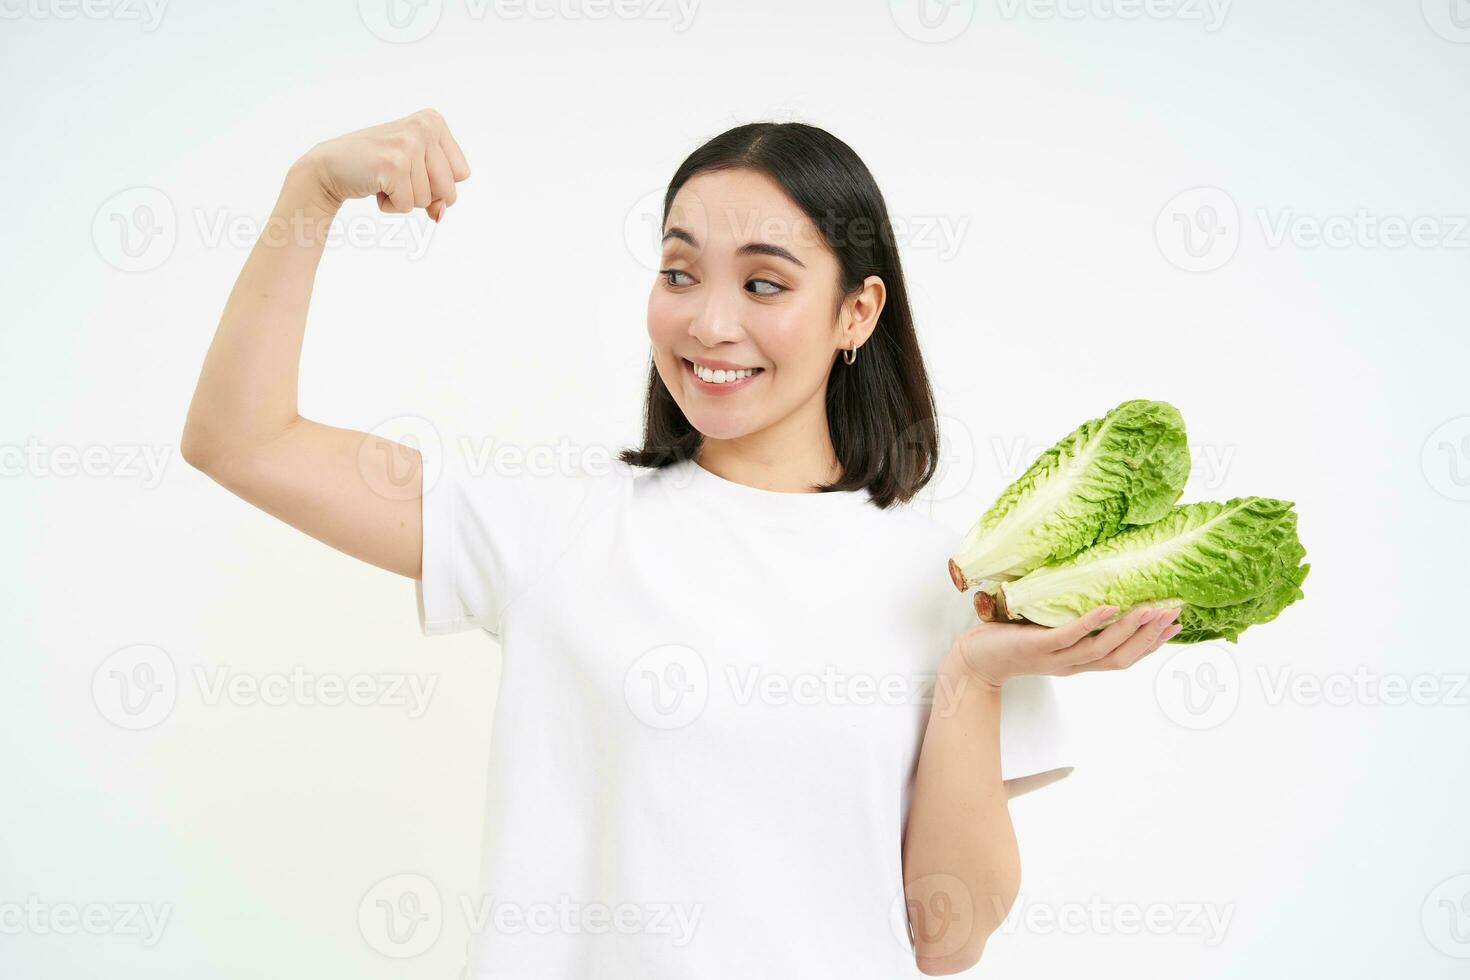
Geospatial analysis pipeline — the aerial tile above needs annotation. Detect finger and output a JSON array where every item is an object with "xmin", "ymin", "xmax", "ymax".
[
  {"xmin": 1151, "ymin": 623, "xmax": 1183, "ymax": 651},
  {"xmin": 425, "ymin": 141, "xmax": 457, "ymax": 209},
  {"xmin": 409, "ymin": 151, "xmax": 432, "ymax": 209},
  {"xmin": 1057, "ymin": 605, "xmax": 1158, "ymax": 666},
  {"xmin": 379, "ymin": 169, "xmax": 414, "ymax": 213},
  {"xmin": 1073, "ymin": 609, "xmax": 1181, "ymax": 672},
  {"xmin": 1039, "ymin": 604, "xmax": 1118, "ymax": 651},
  {"xmin": 436, "ymin": 123, "xmax": 471, "ymax": 181},
  {"xmin": 1131, "ymin": 622, "xmax": 1179, "ymax": 664}
]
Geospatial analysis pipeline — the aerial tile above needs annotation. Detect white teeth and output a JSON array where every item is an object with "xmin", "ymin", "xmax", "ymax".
[{"xmin": 693, "ymin": 363, "xmax": 758, "ymax": 384}]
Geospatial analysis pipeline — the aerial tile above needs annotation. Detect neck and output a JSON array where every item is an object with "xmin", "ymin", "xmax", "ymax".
[{"xmin": 695, "ymin": 384, "xmax": 840, "ymax": 493}]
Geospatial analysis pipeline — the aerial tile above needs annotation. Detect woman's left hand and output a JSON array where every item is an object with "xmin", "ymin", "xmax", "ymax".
[{"xmin": 946, "ymin": 603, "xmax": 1183, "ymax": 690}]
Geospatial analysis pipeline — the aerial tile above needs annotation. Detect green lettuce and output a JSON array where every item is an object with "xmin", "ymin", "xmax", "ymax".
[
  {"xmin": 948, "ymin": 399, "xmax": 1190, "ymax": 590},
  {"xmin": 996, "ymin": 497, "xmax": 1310, "ymax": 643}
]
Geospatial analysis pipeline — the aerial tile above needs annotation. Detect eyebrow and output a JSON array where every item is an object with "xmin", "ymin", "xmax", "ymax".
[{"xmin": 661, "ymin": 227, "xmax": 807, "ymax": 269}]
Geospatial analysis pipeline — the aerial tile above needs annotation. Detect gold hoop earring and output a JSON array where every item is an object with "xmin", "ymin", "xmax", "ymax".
[{"xmin": 842, "ymin": 345, "xmax": 858, "ymax": 366}]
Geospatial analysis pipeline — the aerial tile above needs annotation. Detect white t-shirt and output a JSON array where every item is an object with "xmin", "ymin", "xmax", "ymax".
[{"xmin": 416, "ymin": 450, "xmax": 1073, "ymax": 979}]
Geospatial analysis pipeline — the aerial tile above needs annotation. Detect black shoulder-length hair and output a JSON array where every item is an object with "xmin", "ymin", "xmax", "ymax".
[{"xmin": 617, "ymin": 121, "xmax": 940, "ymax": 509}]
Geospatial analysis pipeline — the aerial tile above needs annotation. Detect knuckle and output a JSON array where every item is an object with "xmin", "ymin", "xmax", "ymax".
[{"xmin": 384, "ymin": 147, "xmax": 411, "ymax": 172}]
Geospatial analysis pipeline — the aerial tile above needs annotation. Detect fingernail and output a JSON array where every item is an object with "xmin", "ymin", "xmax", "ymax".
[
  {"xmin": 1097, "ymin": 605, "xmax": 1119, "ymax": 620},
  {"xmin": 1137, "ymin": 608, "xmax": 1157, "ymax": 624},
  {"xmin": 1162, "ymin": 624, "xmax": 1182, "ymax": 640}
]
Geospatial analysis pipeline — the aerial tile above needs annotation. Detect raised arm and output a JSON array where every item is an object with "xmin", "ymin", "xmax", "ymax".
[{"xmin": 180, "ymin": 109, "xmax": 470, "ymax": 578}]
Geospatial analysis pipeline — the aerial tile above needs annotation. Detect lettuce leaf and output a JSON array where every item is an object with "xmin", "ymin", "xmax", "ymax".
[
  {"xmin": 948, "ymin": 399, "xmax": 1190, "ymax": 589},
  {"xmin": 999, "ymin": 497, "xmax": 1309, "ymax": 643}
]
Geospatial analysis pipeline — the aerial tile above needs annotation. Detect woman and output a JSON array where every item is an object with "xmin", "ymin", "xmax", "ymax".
[{"xmin": 181, "ymin": 109, "xmax": 1181, "ymax": 978}]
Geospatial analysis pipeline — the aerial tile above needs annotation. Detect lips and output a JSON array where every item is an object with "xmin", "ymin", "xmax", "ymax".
[{"xmin": 683, "ymin": 357, "xmax": 764, "ymax": 394}]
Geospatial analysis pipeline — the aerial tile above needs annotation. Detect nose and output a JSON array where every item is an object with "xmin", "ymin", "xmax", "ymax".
[{"xmin": 687, "ymin": 283, "xmax": 744, "ymax": 349}]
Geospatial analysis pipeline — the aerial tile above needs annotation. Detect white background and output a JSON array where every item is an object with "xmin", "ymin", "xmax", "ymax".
[{"xmin": 3, "ymin": 0, "xmax": 1468, "ymax": 977}]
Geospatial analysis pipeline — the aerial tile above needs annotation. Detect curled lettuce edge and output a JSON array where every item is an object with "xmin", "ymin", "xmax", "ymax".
[
  {"xmin": 948, "ymin": 399, "xmax": 1190, "ymax": 591},
  {"xmin": 985, "ymin": 497, "xmax": 1309, "ymax": 644}
]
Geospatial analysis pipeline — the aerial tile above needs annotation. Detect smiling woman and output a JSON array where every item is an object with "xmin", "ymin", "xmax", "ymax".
[
  {"xmin": 624, "ymin": 124, "xmax": 941, "ymax": 505},
  {"xmin": 180, "ymin": 113, "xmax": 1095, "ymax": 980}
]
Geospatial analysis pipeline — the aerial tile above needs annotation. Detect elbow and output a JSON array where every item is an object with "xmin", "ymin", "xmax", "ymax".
[
  {"xmin": 911, "ymin": 904, "xmax": 999, "ymax": 976},
  {"xmin": 909, "ymin": 869, "xmax": 1019, "ymax": 975},
  {"xmin": 179, "ymin": 420, "xmax": 217, "ymax": 474},
  {"xmin": 915, "ymin": 934, "xmax": 988, "ymax": 976}
]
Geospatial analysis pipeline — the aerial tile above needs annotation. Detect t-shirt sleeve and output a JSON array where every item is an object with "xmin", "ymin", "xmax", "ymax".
[
  {"xmin": 997, "ymin": 672, "xmax": 1075, "ymax": 799},
  {"xmin": 415, "ymin": 443, "xmax": 625, "ymax": 638}
]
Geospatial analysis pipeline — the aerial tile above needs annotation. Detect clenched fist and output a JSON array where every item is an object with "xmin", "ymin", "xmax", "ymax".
[{"xmin": 296, "ymin": 108, "xmax": 471, "ymax": 222}]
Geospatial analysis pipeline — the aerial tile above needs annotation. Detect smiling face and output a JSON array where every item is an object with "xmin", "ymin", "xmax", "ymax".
[{"xmin": 647, "ymin": 168, "xmax": 874, "ymax": 446}]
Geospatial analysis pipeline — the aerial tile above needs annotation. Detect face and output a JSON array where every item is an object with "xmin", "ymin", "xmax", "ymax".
[{"xmin": 646, "ymin": 168, "xmax": 881, "ymax": 442}]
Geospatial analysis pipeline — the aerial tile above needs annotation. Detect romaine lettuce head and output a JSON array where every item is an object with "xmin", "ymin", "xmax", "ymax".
[
  {"xmin": 999, "ymin": 496, "xmax": 1309, "ymax": 643},
  {"xmin": 948, "ymin": 399, "xmax": 1190, "ymax": 590}
]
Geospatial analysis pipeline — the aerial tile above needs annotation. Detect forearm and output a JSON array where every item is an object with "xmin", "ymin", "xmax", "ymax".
[
  {"xmin": 901, "ymin": 647, "xmax": 1020, "ymax": 975},
  {"xmin": 181, "ymin": 160, "xmax": 338, "ymax": 465}
]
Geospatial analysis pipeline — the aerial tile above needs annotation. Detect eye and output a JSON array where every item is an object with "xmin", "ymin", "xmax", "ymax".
[
  {"xmin": 747, "ymin": 278, "xmax": 785, "ymax": 296},
  {"xmin": 661, "ymin": 268, "xmax": 694, "ymax": 287}
]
